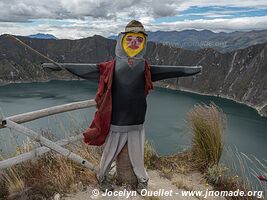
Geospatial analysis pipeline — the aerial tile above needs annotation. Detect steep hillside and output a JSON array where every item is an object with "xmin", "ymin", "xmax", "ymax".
[{"xmin": 0, "ymin": 34, "xmax": 266, "ymax": 116}]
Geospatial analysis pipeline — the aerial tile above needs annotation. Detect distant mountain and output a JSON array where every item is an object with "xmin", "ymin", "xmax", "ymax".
[
  {"xmin": 28, "ymin": 33, "xmax": 57, "ymax": 40},
  {"xmin": 109, "ymin": 30, "xmax": 267, "ymax": 53},
  {"xmin": 107, "ymin": 35, "xmax": 117, "ymax": 40},
  {"xmin": 0, "ymin": 34, "xmax": 266, "ymax": 117}
]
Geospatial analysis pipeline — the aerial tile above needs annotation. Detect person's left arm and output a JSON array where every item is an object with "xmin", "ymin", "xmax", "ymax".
[{"xmin": 150, "ymin": 65, "xmax": 202, "ymax": 82}]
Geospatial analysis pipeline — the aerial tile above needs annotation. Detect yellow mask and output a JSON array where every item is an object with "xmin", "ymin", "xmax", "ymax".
[{"xmin": 122, "ymin": 32, "xmax": 145, "ymax": 57}]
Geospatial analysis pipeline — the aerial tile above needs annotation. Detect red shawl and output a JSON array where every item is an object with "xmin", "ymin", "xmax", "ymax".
[{"xmin": 83, "ymin": 59, "xmax": 153, "ymax": 146}]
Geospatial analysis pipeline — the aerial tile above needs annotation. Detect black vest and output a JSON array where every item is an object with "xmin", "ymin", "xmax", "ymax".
[{"xmin": 111, "ymin": 58, "xmax": 147, "ymax": 126}]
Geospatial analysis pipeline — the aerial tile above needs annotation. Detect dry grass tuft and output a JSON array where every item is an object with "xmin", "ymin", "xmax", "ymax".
[
  {"xmin": 205, "ymin": 164, "xmax": 229, "ymax": 185},
  {"xmin": 172, "ymin": 176, "xmax": 195, "ymax": 191},
  {"xmin": 144, "ymin": 141, "xmax": 158, "ymax": 169},
  {"xmin": 187, "ymin": 103, "xmax": 225, "ymax": 171},
  {"xmin": 152, "ymin": 151, "xmax": 198, "ymax": 180},
  {"xmin": 212, "ymin": 150, "xmax": 266, "ymax": 200},
  {"xmin": 2, "ymin": 168, "xmax": 25, "ymax": 195},
  {"xmin": 0, "ymin": 141, "xmax": 102, "ymax": 199}
]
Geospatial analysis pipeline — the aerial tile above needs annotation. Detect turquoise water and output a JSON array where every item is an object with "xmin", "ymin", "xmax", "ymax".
[{"xmin": 0, "ymin": 80, "xmax": 266, "ymax": 160}]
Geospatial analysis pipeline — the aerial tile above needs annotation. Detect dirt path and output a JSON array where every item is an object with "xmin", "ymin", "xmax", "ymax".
[{"xmin": 63, "ymin": 170, "xmax": 226, "ymax": 200}]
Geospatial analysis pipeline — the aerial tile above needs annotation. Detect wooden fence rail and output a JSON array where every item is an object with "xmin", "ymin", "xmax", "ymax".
[
  {"xmin": 0, "ymin": 99, "xmax": 98, "ymax": 171},
  {"xmin": 0, "ymin": 99, "xmax": 96, "ymax": 128},
  {"xmin": 0, "ymin": 134, "xmax": 83, "ymax": 169}
]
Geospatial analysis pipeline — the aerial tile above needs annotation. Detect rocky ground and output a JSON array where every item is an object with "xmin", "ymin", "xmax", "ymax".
[{"xmin": 63, "ymin": 170, "xmax": 226, "ymax": 200}]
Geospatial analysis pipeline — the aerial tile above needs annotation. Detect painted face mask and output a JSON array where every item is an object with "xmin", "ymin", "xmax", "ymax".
[{"xmin": 122, "ymin": 32, "xmax": 145, "ymax": 57}]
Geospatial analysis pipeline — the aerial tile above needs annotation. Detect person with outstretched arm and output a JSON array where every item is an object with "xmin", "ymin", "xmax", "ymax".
[{"xmin": 43, "ymin": 20, "xmax": 202, "ymax": 194}]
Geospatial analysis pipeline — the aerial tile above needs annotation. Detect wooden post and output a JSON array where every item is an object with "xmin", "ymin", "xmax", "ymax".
[
  {"xmin": 116, "ymin": 143, "xmax": 138, "ymax": 188},
  {"xmin": 0, "ymin": 112, "xmax": 3, "ymax": 124},
  {"xmin": 4, "ymin": 119, "xmax": 97, "ymax": 172}
]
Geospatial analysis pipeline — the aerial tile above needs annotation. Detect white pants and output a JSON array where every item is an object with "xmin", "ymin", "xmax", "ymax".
[{"xmin": 97, "ymin": 126, "xmax": 149, "ymax": 183}]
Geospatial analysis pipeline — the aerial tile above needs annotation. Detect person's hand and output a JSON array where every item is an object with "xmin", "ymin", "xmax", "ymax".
[{"xmin": 41, "ymin": 63, "xmax": 63, "ymax": 71}]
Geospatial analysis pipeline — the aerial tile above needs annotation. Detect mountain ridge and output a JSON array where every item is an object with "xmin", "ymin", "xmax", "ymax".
[
  {"xmin": 109, "ymin": 29, "xmax": 267, "ymax": 53},
  {"xmin": 0, "ymin": 34, "xmax": 266, "ymax": 117},
  {"xmin": 28, "ymin": 33, "xmax": 58, "ymax": 40}
]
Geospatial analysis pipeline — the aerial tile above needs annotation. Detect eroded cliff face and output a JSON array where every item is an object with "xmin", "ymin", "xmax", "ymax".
[
  {"xmin": 0, "ymin": 35, "xmax": 116, "ymax": 83},
  {"xmin": 0, "ymin": 34, "xmax": 266, "ymax": 116},
  {"xmin": 145, "ymin": 42, "xmax": 267, "ymax": 116},
  {"xmin": 146, "ymin": 30, "xmax": 267, "ymax": 53}
]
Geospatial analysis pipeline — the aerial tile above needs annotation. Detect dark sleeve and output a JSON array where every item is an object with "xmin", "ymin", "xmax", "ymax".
[
  {"xmin": 150, "ymin": 65, "xmax": 202, "ymax": 82},
  {"xmin": 42, "ymin": 63, "xmax": 99, "ymax": 81}
]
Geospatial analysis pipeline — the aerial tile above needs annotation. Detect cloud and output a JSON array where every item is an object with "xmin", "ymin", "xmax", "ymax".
[
  {"xmin": 1, "ymin": 15, "xmax": 267, "ymax": 39},
  {"xmin": 0, "ymin": 0, "xmax": 267, "ymax": 38},
  {"xmin": 0, "ymin": 0, "xmax": 64, "ymax": 22},
  {"xmin": 151, "ymin": 15, "xmax": 267, "ymax": 32},
  {"xmin": 2, "ymin": 0, "xmax": 265, "ymax": 23},
  {"xmin": 179, "ymin": 0, "xmax": 267, "ymax": 10},
  {"xmin": 0, "ymin": 0, "xmax": 183, "ymax": 23}
]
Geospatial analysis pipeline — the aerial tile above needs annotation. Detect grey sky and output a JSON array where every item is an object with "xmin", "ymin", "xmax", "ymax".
[{"xmin": 0, "ymin": 0, "xmax": 266, "ymax": 39}]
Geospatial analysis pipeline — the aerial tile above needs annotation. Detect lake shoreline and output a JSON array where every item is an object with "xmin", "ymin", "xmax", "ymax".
[
  {"xmin": 153, "ymin": 81, "xmax": 267, "ymax": 118},
  {"xmin": 1, "ymin": 79, "xmax": 266, "ymax": 118}
]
